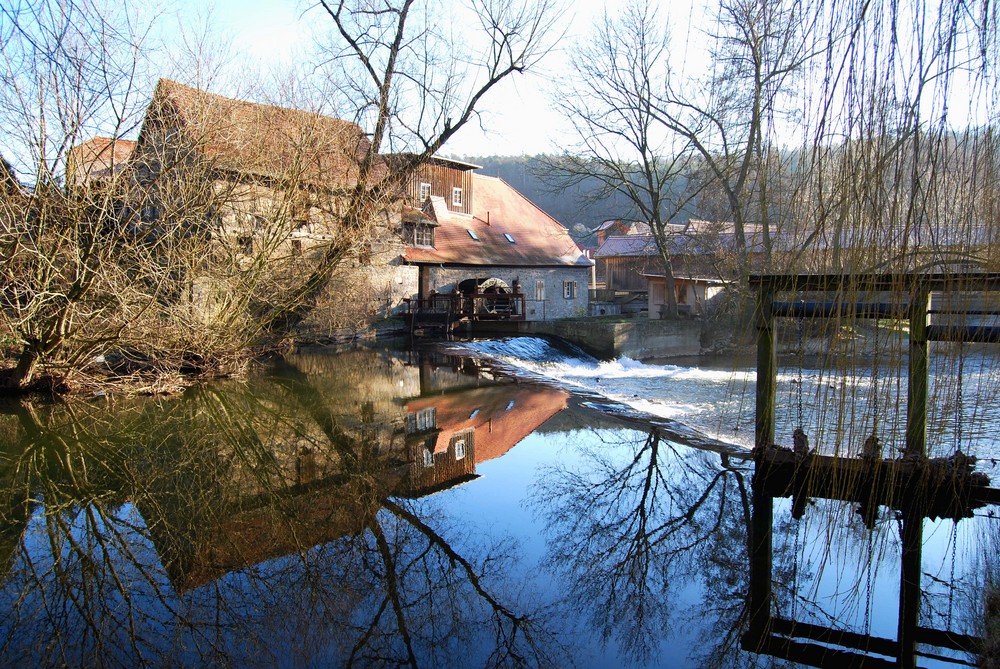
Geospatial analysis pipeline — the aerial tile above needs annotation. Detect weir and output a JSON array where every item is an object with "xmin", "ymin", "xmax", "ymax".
[{"xmin": 746, "ymin": 272, "xmax": 1000, "ymax": 668}]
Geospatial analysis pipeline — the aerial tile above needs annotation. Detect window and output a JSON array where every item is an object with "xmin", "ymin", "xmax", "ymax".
[
  {"xmin": 534, "ymin": 280, "xmax": 545, "ymax": 301},
  {"xmin": 467, "ymin": 229, "xmax": 480, "ymax": 241},
  {"xmin": 453, "ymin": 437, "xmax": 466, "ymax": 460},
  {"xmin": 415, "ymin": 224, "xmax": 433, "ymax": 247},
  {"xmin": 419, "ymin": 182, "xmax": 432, "ymax": 200},
  {"xmin": 291, "ymin": 239, "xmax": 302, "ymax": 256},
  {"xmin": 563, "ymin": 280, "xmax": 577, "ymax": 299},
  {"xmin": 504, "ymin": 233, "xmax": 515, "ymax": 243},
  {"xmin": 403, "ymin": 222, "xmax": 434, "ymax": 247},
  {"xmin": 452, "ymin": 187, "xmax": 463, "ymax": 207},
  {"xmin": 422, "ymin": 448, "xmax": 434, "ymax": 468},
  {"xmin": 237, "ymin": 235, "xmax": 253, "ymax": 255},
  {"xmin": 407, "ymin": 407, "xmax": 437, "ymax": 433}
]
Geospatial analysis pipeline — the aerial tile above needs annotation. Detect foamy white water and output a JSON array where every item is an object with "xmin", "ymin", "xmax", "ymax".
[
  {"xmin": 451, "ymin": 337, "xmax": 759, "ymax": 448},
  {"xmin": 450, "ymin": 337, "xmax": 1000, "ymax": 469}
]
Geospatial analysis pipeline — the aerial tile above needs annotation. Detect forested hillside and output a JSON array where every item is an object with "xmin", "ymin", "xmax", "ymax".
[{"xmin": 450, "ymin": 154, "xmax": 649, "ymax": 246}]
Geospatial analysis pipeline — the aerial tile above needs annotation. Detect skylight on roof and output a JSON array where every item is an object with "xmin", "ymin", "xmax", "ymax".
[
  {"xmin": 467, "ymin": 229, "xmax": 480, "ymax": 241},
  {"xmin": 504, "ymin": 233, "xmax": 515, "ymax": 243}
]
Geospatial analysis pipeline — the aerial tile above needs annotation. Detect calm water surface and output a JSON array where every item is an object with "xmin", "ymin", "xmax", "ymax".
[{"xmin": 0, "ymin": 339, "xmax": 995, "ymax": 668}]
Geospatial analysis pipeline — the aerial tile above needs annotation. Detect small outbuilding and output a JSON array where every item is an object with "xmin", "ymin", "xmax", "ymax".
[{"xmin": 643, "ymin": 273, "xmax": 726, "ymax": 319}]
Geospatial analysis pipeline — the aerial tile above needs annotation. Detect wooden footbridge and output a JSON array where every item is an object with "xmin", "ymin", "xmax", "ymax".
[{"xmin": 744, "ymin": 273, "xmax": 1000, "ymax": 669}]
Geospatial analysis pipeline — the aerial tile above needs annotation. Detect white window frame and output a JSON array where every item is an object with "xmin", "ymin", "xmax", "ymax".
[
  {"xmin": 452, "ymin": 187, "xmax": 463, "ymax": 207},
  {"xmin": 563, "ymin": 280, "xmax": 577, "ymax": 300},
  {"xmin": 419, "ymin": 182, "xmax": 431, "ymax": 200},
  {"xmin": 407, "ymin": 407, "xmax": 437, "ymax": 433},
  {"xmin": 414, "ymin": 224, "xmax": 434, "ymax": 247}
]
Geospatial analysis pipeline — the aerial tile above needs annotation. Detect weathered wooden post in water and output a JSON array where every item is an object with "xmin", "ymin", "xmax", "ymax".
[
  {"xmin": 744, "ymin": 273, "xmax": 1000, "ymax": 668},
  {"xmin": 899, "ymin": 281, "xmax": 930, "ymax": 669},
  {"xmin": 748, "ymin": 276, "xmax": 776, "ymax": 643}
]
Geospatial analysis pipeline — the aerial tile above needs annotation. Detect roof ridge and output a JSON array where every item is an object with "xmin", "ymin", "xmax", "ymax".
[{"xmin": 154, "ymin": 78, "xmax": 363, "ymax": 133}]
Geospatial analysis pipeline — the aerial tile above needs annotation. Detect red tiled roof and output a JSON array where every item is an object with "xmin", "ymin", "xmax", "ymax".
[
  {"xmin": 403, "ymin": 174, "xmax": 591, "ymax": 267},
  {"xmin": 406, "ymin": 383, "xmax": 569, "ymax": 463},
  {"xmin": 143, "ymin": 78, "xmax": 371, "ymax": 187},
  {"xmin": 67, "ymin": 136, "xmax": 136, "ymax": 184}
]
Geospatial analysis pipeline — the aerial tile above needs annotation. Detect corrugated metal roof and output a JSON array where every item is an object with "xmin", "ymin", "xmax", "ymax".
[{"xmin": 403, "ymin": 175, "xmax": 592, "ymax": 267}]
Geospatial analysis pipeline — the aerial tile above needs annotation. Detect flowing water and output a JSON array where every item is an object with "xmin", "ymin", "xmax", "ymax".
[{"xmin": 0, "ymin": 339, "xmax": 996, "ymax": 668}]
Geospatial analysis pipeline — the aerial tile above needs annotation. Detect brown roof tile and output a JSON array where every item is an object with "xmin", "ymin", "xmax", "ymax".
[
  {"xmin": 403, "ymin": 174, "xmax": 591, "ymax": 267},
  {"xmin": 67, "ymin": 136, "xmax": 136, "ymax": 184},
  {"xmin": 145, "ymin": 78, "xmax": 370, "ymax": 188}
]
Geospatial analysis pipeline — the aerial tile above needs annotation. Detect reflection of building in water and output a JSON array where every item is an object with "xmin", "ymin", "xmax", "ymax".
[
  {"xmin": 403, "ymin": 383, "xmax": 569, "ymax": 496},
  {"xmin": 141, "ymin": 350, "xmax": 568, "ymax": 592}
]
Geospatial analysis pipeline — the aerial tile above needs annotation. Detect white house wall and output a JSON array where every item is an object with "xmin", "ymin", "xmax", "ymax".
[{"xmin": 422, "ymin": 266, "xmax": 590, "ymax": 321}]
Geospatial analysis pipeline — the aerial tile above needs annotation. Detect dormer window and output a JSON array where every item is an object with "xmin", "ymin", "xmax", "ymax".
[
  {"xmin": 419, "ymin": 182, "xmax": 431, "ymax": 200},
  {"xmin": 403, "ymin": 221, "xmax": 435, "ymax": 247},
  {"xmin": 452, "ymin": 187, "xmax": 463, "ymax": 207}
]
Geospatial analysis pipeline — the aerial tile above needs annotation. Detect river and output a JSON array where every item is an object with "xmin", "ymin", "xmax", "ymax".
[{"xmin": 0, "ymin": 338, "xmax": 995, "ymax": 668}]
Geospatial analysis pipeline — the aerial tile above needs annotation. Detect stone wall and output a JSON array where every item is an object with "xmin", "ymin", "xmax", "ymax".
[
  {"xmin": 526, "ymin": 318, "xmax": 705, "ymax": 360},
  {"xmin": 423, "ymin": 265, "xmax": 590, "ymax": 321}
]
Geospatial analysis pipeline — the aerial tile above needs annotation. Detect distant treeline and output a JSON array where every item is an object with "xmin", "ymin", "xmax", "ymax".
[{"xmin": 451, "ymin": 154, "xmax": 658, "ymax": 247}]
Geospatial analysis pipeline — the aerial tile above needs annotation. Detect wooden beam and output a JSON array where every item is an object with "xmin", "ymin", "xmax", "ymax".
[{"xmin": 907, "ymin": 283, "xmax": 930, "ymax": 458}]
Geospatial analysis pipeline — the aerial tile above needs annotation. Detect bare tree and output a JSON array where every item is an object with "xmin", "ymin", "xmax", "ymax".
[
  {"xmin": 252, "ymin": 0, "xmax": 563, "ymax": 340},
  {"xmin": 551, "ymin": 2, "xmax": 701, "ymax": 318},
  {"xmin": 650, "ymin": 0, "xmax": 815, "ymax": 273},
  {"xmin": 0, "ymin": 0, "xmax": 159, "ymax": 391},
  {"xmin": 0, "ymin": 0, "xmax": 562, "ymax": 393},
  {"xmin": 551, "ymin": 0, "xmax": 812, "ymax": 315}
]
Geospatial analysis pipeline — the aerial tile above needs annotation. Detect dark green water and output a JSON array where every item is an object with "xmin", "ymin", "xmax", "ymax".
[{"xmin": 0, "ymin": 345, "xmax": 993, "ymax": 668}]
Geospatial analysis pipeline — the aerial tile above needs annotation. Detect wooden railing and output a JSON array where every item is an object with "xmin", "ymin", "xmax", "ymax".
[{"xmin": 407, "ymin": 291, "xmax": 526, "ymax": 323}]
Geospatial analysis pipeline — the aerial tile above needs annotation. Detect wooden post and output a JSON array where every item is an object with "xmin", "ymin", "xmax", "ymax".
[
  {"xmin": 902, "ymin": 281, "xmax": 929, "ymax": 667},
  {"xmin": 756, "ymin": 280, "xmax": 776, "ymax": 451},
  {"xmin": 906, "ymin": 283, "xmax": 930, "ymax": 457},
  {"xmin": 897, "ymin": 512, "xmax": 923, "ymax": 668},
  {"xmin": 748, "ymin": 278, "xmax": 776, "ymax": 643}
]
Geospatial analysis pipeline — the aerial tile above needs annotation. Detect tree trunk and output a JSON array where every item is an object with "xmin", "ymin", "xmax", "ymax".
[
  {"xmin": 0, "ymin": 349, "xmax": 39, "ymax": 393},
  {"xmin": 661, "ymin": 257, "xmax": 679, "ymax": 319}
]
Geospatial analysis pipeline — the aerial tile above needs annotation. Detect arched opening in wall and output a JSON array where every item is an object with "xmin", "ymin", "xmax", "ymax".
[{"xmin": 458, "ymin": 277, "xmax": 512, "ymax": 316}]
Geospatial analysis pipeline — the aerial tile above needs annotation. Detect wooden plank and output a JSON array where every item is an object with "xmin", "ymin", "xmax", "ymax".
[
  {"xmin": 772, "ymin": 301, "xmax": 910, "ymax": 320},
  {"xmin": 928, "ymin": 324, "xmax": 1000, "ymax": 343},
  {"xmin": 756, "ymin": 447, "xmax": 996, "ymax": 519},
  {"xmin": 770, "ymin": 617, "xmax": 897, "ymax": 657},
  {"xmin": 749, "ymin": 272, "xmax": 1000, "ymax": 293},
  {"xmin": 742, "ymin": 633, "xmax": 898, "ymax": 669}
]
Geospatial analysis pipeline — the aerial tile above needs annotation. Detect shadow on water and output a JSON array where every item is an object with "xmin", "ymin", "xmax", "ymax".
[{"xmin": 0, "ymin": 345, "xmax": 995, "ymax": 668}]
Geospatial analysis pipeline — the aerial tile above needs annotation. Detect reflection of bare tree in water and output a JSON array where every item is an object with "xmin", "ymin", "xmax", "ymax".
[
  {"xmin": 530, "ymin": 426, "xmax": 756, "ymax": 666},
  {"xmin": 0, "ymin": 353, "xmax": 566, "ymax": 668}
]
